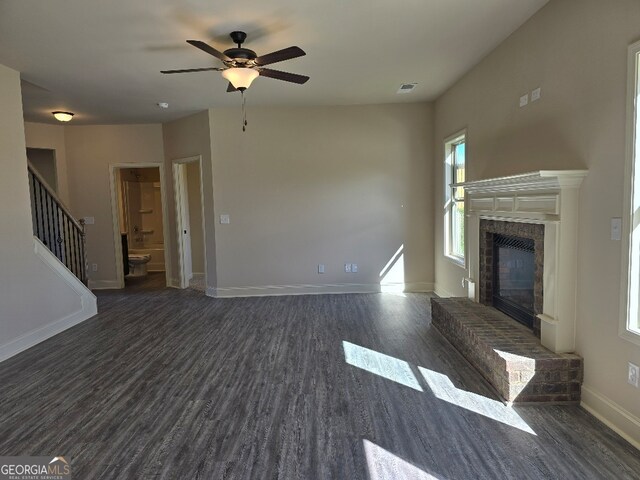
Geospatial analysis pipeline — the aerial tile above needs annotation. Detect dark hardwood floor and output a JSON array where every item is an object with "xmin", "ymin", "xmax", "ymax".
[{"xmin": 0, "ymin": 274, "xmax": 639, "ymax": 479}]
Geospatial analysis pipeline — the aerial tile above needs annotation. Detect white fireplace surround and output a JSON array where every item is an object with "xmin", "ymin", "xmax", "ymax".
[{"xmin": 459, "ymin": 170, "xmax": 588, "ymax": 354}]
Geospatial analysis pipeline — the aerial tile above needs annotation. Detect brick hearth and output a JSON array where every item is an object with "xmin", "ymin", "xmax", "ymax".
[{"xmin": 431, "ymin": 297, "xmax": 583, "ymax": 403}]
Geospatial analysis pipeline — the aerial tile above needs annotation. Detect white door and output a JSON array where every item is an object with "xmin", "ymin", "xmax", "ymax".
[{"xmin": 177, "ymin": 164, "xmax": 193, "ymax": 284}]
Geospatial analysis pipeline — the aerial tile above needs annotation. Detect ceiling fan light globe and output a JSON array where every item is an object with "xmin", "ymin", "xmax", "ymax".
[
  {"xmin": 222, "ymin": 68, "xmax": 259, "ymax": 90},
  {"xmin": 52, "ymin": 111, "xmax": 74, "ymax": 122}
]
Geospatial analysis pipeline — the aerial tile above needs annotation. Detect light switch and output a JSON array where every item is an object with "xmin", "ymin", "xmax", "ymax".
[
  {"xmin": 220, "ymin": 214, "xmax": 230, "ymax": 224},
  {"xmin": 318, "ymin": 264, "xmax": 325, "ymax": 274},
  {"xmin": 611, "ymin": 217, "xmax": 622, "ymax": 241},
  {"xmin": 83, "ymin": 217, "xmax": 95, "ymax": 225}
]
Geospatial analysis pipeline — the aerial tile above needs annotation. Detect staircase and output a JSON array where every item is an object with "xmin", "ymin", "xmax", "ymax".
[{"xmin": 27, "ymin": 164, "xmax": 88, "ymax": 285}]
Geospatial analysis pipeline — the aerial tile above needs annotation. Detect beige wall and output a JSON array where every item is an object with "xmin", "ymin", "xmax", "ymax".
[
  {"xmin": 64, "ymin": 124, "xmax": 165, "ymax": 287},
  {"xmin": 186, "ymin": 161, "xmax": 205, "ymax": 274},
  {"xmin": 433, "ymin": 0, "xmax": 640, "ymax": 443},
  {"xmin": 209, "ymin": 103, "xmax": 434, "ymax": 293},
  {"xmin": 27, "ymin": 148, "xmax": 58, "ymax": 192},
  {"xmin": 24, "ymin": 122, "xmax": 70, "ymax": 205},
  {"xmin": 162, "ymin": 111, "xmax": 217, "ymax": 288},
  {"xmin": 0, "ymin": 64, "xmax": 92, "ymax": 356}
]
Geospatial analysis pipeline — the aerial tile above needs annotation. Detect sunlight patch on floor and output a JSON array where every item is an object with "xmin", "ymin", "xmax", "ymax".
[
  {"xmin": 418, "ymin": 367, "xmax": 536, "ymax": 435},
  {"xmin": 343, "ymin": 341, "xmax": 423, "ymax": 391},
  {"xmin": 364, "ymin": 439, "xmax": 445, "ymax": 480}
]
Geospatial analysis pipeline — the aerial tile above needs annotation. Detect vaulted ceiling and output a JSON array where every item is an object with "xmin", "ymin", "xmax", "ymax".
[{"xmin": 0, "ymin": 0, "xmax": 549, "ymax": 124}]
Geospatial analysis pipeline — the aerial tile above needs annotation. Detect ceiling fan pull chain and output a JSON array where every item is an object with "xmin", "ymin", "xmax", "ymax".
[{"xmin": 241, "ymin": 90, "xmax": 248, "ymax": 132}]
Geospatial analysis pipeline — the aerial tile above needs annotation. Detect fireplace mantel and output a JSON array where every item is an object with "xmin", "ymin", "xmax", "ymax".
[{"xmin": 461, "ymin": 170, "xmax": 587, "ymax": 353}]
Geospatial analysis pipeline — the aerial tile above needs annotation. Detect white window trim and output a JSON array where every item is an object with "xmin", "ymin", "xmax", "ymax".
[
  {"xmin": 444, "ymin": 129, "xmax": 467, "ymax": 269},
  {"xmin": 619, "ymin": 40, "xmax": 640, "ymax": 346}
]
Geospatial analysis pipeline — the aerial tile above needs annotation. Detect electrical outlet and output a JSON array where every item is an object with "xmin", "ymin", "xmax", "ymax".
[
  {"xmin": 344, "ymin": 263, "xmax": 352, "ymax": 273},
  {"xmin": 351, "ymin": 263, "xmax": 358, "ymax": 273},
  {"xmin": 531, "ymin": 87, "xmax": 541, "ymax": 102},
  {"xmin": 318, "ymin": 264, "xmax": 325, "ymax": 274},
  {"xmin": 629, "ymin": 362, "xmax": 639, "ymax": 388},
  {"xmin": 519, "ymin": 94, "xmax": 529, "ymax": 107},
  {"xmin": 219, "ymin": 214, "xmax": 230, "ymax": 224},
  {"xmin": 92, "ymin": 263, "xmax": 98, "ymax": 272}
]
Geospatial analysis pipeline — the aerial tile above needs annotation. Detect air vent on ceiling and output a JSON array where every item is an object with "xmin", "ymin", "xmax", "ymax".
[{"xmin": 397, "ymin": 83, "xmax": 417, "ymax": 94}]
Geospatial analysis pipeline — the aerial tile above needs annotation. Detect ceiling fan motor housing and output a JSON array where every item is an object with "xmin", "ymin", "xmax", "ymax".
[{"xmin": 223, "ymin": 48, "xmax": 257, "ymax": 62}]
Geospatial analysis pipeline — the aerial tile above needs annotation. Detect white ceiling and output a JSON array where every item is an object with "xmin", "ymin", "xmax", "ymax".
[{"xmin": 0, "ymin": 0, "xmax": 549, "ymax": 124}]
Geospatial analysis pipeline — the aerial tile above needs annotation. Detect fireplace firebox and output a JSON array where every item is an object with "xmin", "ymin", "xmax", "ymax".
[
  {"xmin": 478, "ymin": 219, "xmax": 544, "ymax": 337},
  {"xmin": 492, "ymin": 234, "xmax": 535, "ymax": 328}
]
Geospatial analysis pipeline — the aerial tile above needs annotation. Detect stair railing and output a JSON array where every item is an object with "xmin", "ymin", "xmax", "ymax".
[{"xmin": 27, "ymin": 164, "xmax": 88, "ymax": 285}]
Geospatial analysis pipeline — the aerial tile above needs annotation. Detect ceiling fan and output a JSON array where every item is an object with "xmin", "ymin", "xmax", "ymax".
[{"xmin": 161, "ymin": 31, "xmax": 309, "ymax": 92}]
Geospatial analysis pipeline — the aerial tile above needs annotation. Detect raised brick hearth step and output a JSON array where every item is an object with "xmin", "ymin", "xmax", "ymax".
[{"xmin": 431, "ymin": 297, "xmax": 583, "ymax": 403}]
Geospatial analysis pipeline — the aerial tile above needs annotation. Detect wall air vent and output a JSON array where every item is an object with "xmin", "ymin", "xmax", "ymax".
[{"xmin": 397, "ymin": 83, "xmax": 417, "ymax": 94}]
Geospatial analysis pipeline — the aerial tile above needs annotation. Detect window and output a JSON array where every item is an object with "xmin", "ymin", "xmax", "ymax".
[
  {"xmin": 444, "ymin": 131, "xmax": 466, "ymax": 265},
  {"xmin": 621, "ymin": 41, "xmax": 640, "ymax": 345}
]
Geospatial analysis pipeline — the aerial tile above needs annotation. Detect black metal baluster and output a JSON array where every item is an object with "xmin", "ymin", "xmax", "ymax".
[
  {"xmin": 45, "ymin": 184, "xmax": 54, "ymax": 248},
  {"xmin": 30, "ymin": 172, "xmax": 39, "ymax": 238},
  {"xmin": 70, "ymin": 225, "xmax": 77, "ymax": 277},
  {"xmin": 63, "ymin": 217, "xmax": 70, "ymax": 272},
  {"xmin": 75, "ymin": 228, "xmax": 82, "ymax": 280},
  {"xmin": 38, "ymin": 182, "xmax": 47, "ymax": 245},
  {"xmin": 56, "ymin": 205, "xmax": 63, "ymax": 261},
  {"xmin": 74, "ymin": 224, "xmax": 80, "ymax": 279},
  {"xmin": 79, "ymin": 233, "xmax": 86, "ymax": 284},
  {"xmin": 52, "ymin": 202, "xmax": 59, "ymax": 260}
]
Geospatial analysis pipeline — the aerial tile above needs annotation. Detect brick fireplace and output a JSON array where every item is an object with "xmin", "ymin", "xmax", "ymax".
[
  {"xmin": 463, "ymin": 170, "xmax": 587, "ymax": 354},
  {"xmin": 429, "ymin": 170, "xmax": 588, "ymax": 403}
]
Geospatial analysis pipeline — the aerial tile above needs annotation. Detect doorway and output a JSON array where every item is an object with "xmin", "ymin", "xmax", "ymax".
[
  {"xmin": 109, "ymin": 163, "xmax": 171, "ymax": 289},
  {"xmin": 173, "ymin": 156, "xmax": 206, "ymax": 291}
]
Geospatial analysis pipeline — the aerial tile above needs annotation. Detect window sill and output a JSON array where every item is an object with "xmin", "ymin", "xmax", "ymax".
[
  {"xmin": 445, "ymin": 254, "xmax": 466, "ymax": 270},
  {"xmin": 619, "ymin": 327, "xmax": 640, "ymax": 348}
]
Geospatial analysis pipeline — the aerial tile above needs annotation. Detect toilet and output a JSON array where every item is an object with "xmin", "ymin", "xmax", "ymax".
[{"xmin": 128, "ymin": 254, "xmax": 151, "ymax": 277}]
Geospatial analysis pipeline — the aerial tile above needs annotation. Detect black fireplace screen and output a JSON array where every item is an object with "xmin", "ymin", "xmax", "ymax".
[{"xmin": 492, "ymin": 234, "xmax": 535, "ymax": 328}]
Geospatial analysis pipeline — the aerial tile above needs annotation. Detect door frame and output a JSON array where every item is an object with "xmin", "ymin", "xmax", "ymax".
[
  {"xmin": 108, "ymin": 163, "xmax": 172, "ymax": 288},
  {"xmin": 172, "ymin": 155, "xmax": 207, "ymax": 289}
]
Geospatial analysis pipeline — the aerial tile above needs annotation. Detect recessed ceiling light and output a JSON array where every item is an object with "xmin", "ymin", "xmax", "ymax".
[
  {"xmin": 397, "ymin": 83, "xmax": 417, "ymax": 94},
  {"xmin": 157, "ymin": 102, "xmax": 169, "ymax": 109}
]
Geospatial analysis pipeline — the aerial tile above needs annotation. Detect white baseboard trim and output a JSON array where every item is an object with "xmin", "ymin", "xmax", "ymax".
[
  {"xmin": 206, "ymin": 286, "xmax": 217, "ymax": 297},
  {"xmin": 405, "ymin": 282, "xmax": 435, "ymax": 293},
  {"xmin": 215, "ymin": 283, "xmax": 380, "ymax": 298},
  {"xmin": 0, "ymin": 305, "xmax": 97, "ymax": 363},
  {"xmin": 0, "ymin": 239, "xmax": 99, "ymax": 363},
  {"xmin": 167, "ymin": 277, "xmax": 181, "ymax": 289},
  {"xmin": 214, "ymin": 282, "xmax": 435, "ymax": 298},
  {"xmin": 581, "ymin": 384, "xmax": 640, "ymax": 451},
  {"xmin": 88, "ymin": 279, "xmax": 121, "ymax": 290}
]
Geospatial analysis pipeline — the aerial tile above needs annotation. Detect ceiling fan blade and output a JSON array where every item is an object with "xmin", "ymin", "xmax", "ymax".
[
  {"xmin": 161, "ymin": 67, "xmax": 223, "ymax": 74},
  {"xmin": 258, "ymin": 68, "xmax": 309, "ymax": 84},
  {"xmin": 226, "ymin": 82, "xmax": 238, "ymax": 92},
  {"xmin": 254, "ymin": 46, "xmax": 306, "ymax": 66},
  {"xmin": 186, "ymin": 40, "xmax": 231, "ymax": 62}
]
